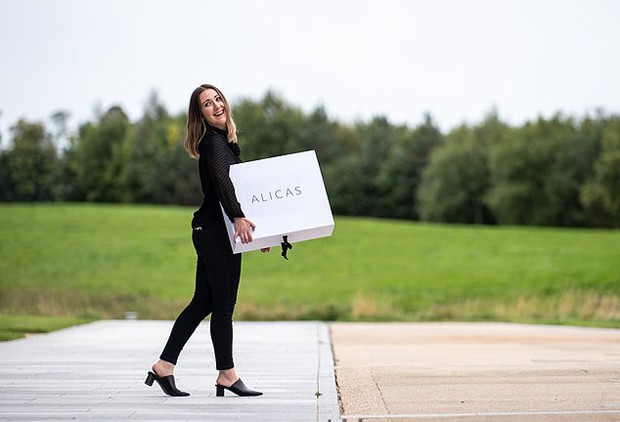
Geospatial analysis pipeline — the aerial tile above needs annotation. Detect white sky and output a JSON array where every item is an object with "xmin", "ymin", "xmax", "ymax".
[{"xmin": 1, "ymin": 0, "xmax": 619, "ymax": 143}]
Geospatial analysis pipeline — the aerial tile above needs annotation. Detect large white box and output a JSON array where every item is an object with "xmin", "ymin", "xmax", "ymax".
[{"xmin": 221, "ymin": 150, "xmax": 334, "ymax": 254}]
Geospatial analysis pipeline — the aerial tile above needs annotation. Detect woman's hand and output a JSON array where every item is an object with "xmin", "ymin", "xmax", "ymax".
[{"xmin": 233, "ymin": 217, "xmax": 256, "ymax": 244}]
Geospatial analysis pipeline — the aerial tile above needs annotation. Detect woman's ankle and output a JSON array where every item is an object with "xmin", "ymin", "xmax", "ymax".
[
  {"xmin": 152, "ymin": 359, "xmax": 175, "ymax": 377},
  {"xmin": 216, "ymin": 368, "xmax": 238, "ymax": 387}
]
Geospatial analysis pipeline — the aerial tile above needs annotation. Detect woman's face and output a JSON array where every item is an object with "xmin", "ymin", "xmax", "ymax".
[{"xmin": 199, "ymin": 88, "xmax": 227, "ymax": 130}]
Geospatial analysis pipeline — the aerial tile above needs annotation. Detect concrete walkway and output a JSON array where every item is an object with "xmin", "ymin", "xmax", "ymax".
[
  {"xmin": 0, "ymin": 320, "xmax": 339, "ymax": 422},
  {"xmin": 2, "ymin": 321, "xmax": 620, "ymax": 422},
  {"xmin": 331, "ymin": 322, "xmax": 620, "ymax": 422}
]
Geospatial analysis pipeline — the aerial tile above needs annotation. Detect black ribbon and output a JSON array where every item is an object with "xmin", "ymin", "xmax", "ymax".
[{"xmin": 281, "ymin": 235, "xmax": 293, "ymax": 260}]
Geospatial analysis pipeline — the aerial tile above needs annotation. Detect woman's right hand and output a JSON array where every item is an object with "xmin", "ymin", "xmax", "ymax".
[{"xmin": 233, "ymin": 217, "xmax": 256, "ymax": 244}]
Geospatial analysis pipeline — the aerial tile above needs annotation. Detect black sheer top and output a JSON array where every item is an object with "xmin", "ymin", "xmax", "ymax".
[{"xmin": 191, "ymin": 127, "xmax": 245, "ymax": 229}]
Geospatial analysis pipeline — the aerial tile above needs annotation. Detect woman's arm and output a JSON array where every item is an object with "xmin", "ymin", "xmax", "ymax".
[
  {"xmin": 203, "ymin": 133, "xmax": 256, "ymax": 244},
  {"xmin": 203, "ymin": 133, "xmax": 245, "ymax": 222}
]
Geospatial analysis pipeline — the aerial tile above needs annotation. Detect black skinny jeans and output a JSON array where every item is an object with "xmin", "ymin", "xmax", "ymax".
[{"xmin": 160, "ymin": 226, "xmax": 241, "ymax": 370}]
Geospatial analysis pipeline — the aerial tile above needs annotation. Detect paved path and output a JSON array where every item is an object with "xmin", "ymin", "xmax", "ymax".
[
  {"xmin": 331, "ymin": 322, "xmax": 620, "ymax": 422},
  {"xmin": 0, "ymin": 320, "xmax": 339, "ymax": 422},
  {"xmin": 3, "ymin": 321, "xmax": 620, "ymax": 422}
]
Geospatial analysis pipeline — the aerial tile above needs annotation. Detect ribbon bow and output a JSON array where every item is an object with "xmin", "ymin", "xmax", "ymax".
[{"xmin": 280, "ymin": 235, "xmax": 293, "ymax": 260}]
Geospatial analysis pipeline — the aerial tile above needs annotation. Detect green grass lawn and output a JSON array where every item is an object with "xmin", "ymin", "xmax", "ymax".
[
  {"xmin": 0, "ymin": 315, "xmax": 95, "ymax": 341},
  {"xmin": 1, "ymin": 203, "xmax": 619, "ymax": 339}
]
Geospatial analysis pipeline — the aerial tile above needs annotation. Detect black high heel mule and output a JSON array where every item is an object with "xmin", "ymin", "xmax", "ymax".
[
  {"xmin": 145, "ymin": 371, "xmax": 190, "ymax": 397},
  {"xmin": 215, "ymin": 378, "xmax": 262, "ymax": 397}
]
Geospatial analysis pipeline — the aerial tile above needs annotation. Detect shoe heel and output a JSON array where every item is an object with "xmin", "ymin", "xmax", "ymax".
[
  {"xmin": 145, "ymin": 372, "xmax": 155, "ymax": 386},
  {"xmin": 216, "ymin": 385, "xmax": 225, "ymax": 397}
]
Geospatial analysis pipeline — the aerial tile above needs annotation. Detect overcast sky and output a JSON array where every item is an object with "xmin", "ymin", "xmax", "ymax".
[{"xmin": 1, "ymin": 0, "xmax": 619, "ymax": 143}]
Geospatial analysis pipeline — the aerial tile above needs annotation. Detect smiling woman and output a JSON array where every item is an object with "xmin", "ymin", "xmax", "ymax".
[
  {"xmin": 184, "ymin": 84, "xmax": 238, "ymax": 158},
  {"xmin": 147, "ymin": 84, "xmax": 266, "ymax": 399},
  {"xmin": 200, "ymin": 89, "xmax": 228, "ymax": 130}
]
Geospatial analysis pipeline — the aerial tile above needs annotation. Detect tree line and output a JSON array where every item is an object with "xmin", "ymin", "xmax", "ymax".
[{"xmin": 1, "ymin": 91, "xmax": 619, "ymax": 228}]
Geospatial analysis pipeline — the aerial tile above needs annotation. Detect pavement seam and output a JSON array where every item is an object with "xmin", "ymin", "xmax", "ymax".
[
  {"xmin": 328, "ymin": 323, "xmax": 346, "ymax": 417},
  {"xmin": 370, "ymin": 372, "xmax": 389, "ymax": 415},
  {"xmin": 316, "ymin": 322, "xmax": 321, "ymax": 422}
]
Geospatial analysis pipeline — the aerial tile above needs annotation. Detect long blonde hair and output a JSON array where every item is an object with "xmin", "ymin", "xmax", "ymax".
[{"xmin": 184, "ymin": 84, "xmax": 238, "ymax": 159}]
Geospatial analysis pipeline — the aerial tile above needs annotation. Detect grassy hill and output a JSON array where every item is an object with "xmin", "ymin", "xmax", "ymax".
[{"xmin": 1, "ymin": 203, "xmax": 618, "ymax": 339}]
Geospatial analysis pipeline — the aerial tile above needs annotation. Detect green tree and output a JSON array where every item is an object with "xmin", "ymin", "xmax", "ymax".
[
  {"xmin": 142, "ymin": 112, "xmax": 201, "ymax": 206},
  {"xmin": 417, "ymin": 112, "xmax": 506, "ymax": 224},
  {"xmin": 376, "ymin": 113, "xmax": 442, "ymax": 219},
  {"xmin": 580, "ymin": 116, "xmax": 620, "ymax": 227},
  {"xmin": 322, "ymin": 152, "xmax": 364, "ymax": 215},
  {"xmin": 487, "ymin": 114, "xmax": 600, "ymax": 226},
  {"xmin": 356, "ymin": 117, "xmax": 399, "ymax": 217},
  {"xmin": 53, "ymin": 144, "xmax": 83, "ymax": 201},
  {"xmin": 417, "ymin": 128, "xmax": 486, "ymax": 223},
  {"xmin": 234, "ymin": 91, "xmax": 304, "ymax": 160},
  {"xmin": 0, "ymin": 149, "xmax": 12, "ymax": 200},
  {"xmin": 291, "ymin": 105, "xmax": 351, "ymax": 165},
  {"xmin": 322, "ymin": 116, "xmax": 398, "ymax": 217},
  {"xmin": 74, "ymin": 106, "xmax": 129, "ymax": 202},
  {"xmin": 118, "ymin": 92, "xmax": 172, "ymax": 203},
  {"xmin": 1, "ymin": 119, "xmax": 57, "ymax": 201}
]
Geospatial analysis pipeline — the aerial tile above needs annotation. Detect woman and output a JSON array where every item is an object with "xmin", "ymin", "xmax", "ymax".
[{"xmin": 145, "ymin": 84, "xmax": 267, "ymax": 397}]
